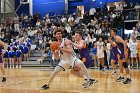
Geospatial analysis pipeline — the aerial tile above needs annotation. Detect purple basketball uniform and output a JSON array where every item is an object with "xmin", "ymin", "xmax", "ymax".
[
  {"xmin": 111, "ymin": 46, "xmax": 120, "ymax": 61},
  {"xmin": 0, "ymin": 46, "xmax": 3, "ymax": 63},
  {"xmin": 115, "ymin": 42, "xmax": 125, "ymax": 60},
  {"xmin": 79, "ymin": 43, "xmax": 92, "ymax": 68}
]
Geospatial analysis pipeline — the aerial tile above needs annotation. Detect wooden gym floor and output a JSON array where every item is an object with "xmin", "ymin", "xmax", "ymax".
[{"xmin": 0, "ymin": 68, "xmax": 140, "ymax": 93}]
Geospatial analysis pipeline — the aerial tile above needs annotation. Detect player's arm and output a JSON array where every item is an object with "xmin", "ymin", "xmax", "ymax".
[
  {"xmin": 52, "ymin": 50, "xmax": 59, "ymax": 59},
  {"xmin": 108, "ymin": 38, "xmax": 116, "ymax": 47},
  {"xmin": 136, "ymin": 43, "xmax": 140, "ymax": 49},
  {"xmin": 71, "ymin": 40, "xmax": 85, "ymax": 49},
  {"xmin": 58, "ymin": 39, "xmax": 73, "ymax": 54}
]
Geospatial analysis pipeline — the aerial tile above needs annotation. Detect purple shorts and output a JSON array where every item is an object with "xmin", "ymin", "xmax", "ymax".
[
  {"xmin": 112, "ymin": 54, "xmax": 120, "ymax": 61},
  {"xmin": 0, "ymin": 56, "xmax": 3, "ymax": 63},
  {"xmin": 120, "ymin": 53, "xmax": 125, "ymax": 60},
  {"xmin": 112, "ymin": 53, "xmax": 125, "ymax": 61}
]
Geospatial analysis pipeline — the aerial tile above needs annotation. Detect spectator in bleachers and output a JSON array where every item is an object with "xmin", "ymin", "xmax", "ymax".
[
  {"xmin": 14, "ymin": 20, "xmax": 20, "ymax": 32},
  {"xmin": 68, "ymin": 15, "xmax": 74, "ymax": 23},
  {"xmin": 115, "ymin": 3, "xmax": 123, "ymax": 11},
  {"xmin": 43, "ymin": 36, "xmax": 47, "ymax": 49},
  {"xmin": 89, "ymin": 6, "xmax": 96, "ymax": 20},
  {"xmin": 96, "ymin": 6, "xmax": 101, "ymax": 13},
  {"xmin": 65, "ymin": 23, "xmax": 71, "ymax": 34},
  {"xmin": 136, "ymin": 20, "xmax": 140, "ymax": 33},
  {"xmin": 49, "ymin": 10, "xmax": 54, "ymax": 17},
  {"xmin": 36, "ymin": 20, "xmax": 41, "ymax": 29},
  {"xmin": 110, "ymin": 12, "xmax": 116, "ymax": 27},
  {"xmin": 45, "ymin": 16, "xmax": 51, "ymax": 24},
  {"xmin": 47, "ymin": 48, "xmax": 53, "ymax": 66},
  {"xmin": 61, "ymin": 16, "xmax": 67, "ymax": 23},
  {"xmin": 38, "ymin": 35, "xmax": 44, "ymax": 49},
  {"xmin": 96, "ymin": 25, "xmax": 102, "ymax": 35},
  {"xmin": 131, "ymin": 27, "xmax": 140, "ymax": 38},
  {"xmin": 91, "ymin": 43, "xmax": 97, "ymax": 67},
  {"xmin": 82, "ymin": 25, "xmax": 89, "ymax": 35},
  {"xmin": 74, "ymin": 16, "xmax": 81, "ymax": 25},
  {"xmin": 76, "ymin": 7, "xmax": 81, "ymax": 17}
]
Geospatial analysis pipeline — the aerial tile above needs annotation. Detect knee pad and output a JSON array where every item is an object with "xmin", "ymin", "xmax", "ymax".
[{"xmin": 123, "ymin": 62, "xmax": 128, "ymax": 68}]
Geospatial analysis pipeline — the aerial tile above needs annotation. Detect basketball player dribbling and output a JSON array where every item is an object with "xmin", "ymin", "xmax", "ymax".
[{"xmin": 41, "ymin": 30, "xmax": 98, "ymax": 89}]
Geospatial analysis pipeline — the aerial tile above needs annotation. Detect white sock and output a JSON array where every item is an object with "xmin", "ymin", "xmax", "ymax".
[
  {"xmin": 3, "ymin": 75, "xmax": 6, "ymax": 77},
  {"xmin": 113, "ymin": 69, "xmax": 116, "ymax": 72},
  {"xmin": 127, "ymin": 74, "xmax": 130, "ymax": 79},
  {"xmin": 83, "ymin": 75, "xmax": 89, "ymax": 81},
  {"xmin": 120, "ymin": 73, "xmax": 123, "ymax": 77},
  {"xmin": 47, "ymin": 66, "xmax": 64, "ymax": 86}
]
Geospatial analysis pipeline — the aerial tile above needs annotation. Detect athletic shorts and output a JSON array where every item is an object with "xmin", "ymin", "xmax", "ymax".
[
  {"xmin": 0, "ymin": 56, "xmax": 3, "ymax": 63},
  {"xmin": 112, "ymin": 54, "xmax": 120, "ymax": 61},
  {"xmin": 131, "ymin": 51, "xmax": 137, "ymax": 58},
  {"xmin": 97, "ymin": 53, "xmax": 104, "ymax": 58},
  {"xmin": 58, "ymin": 58, "xmax": 83, "ymax": 71}
]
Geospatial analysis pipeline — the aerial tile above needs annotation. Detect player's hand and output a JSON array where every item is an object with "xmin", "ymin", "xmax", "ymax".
[
  {"xmin": 56, "ymin": 45, "xmax": 61, "ymax": 50},
  {"xmin": 70, "ymin": 41, "xmax": 73, "ymax": 45},
  {"xmin": 108, "ymin": 37, "xmax": 112, "ymax": 43}
]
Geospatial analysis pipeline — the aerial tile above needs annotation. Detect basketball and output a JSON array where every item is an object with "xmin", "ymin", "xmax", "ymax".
[{"xmin": 50, "ymin": 41, "xmax": 59, "ymax": 52}]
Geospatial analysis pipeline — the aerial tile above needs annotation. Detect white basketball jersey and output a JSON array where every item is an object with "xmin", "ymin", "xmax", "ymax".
[
  {"xmin": 129, "ymin": 42, "xmax": 138, "ymax": 52},
  {"xmin": 97, "ymin": 41, "xmax": 104, "ymax": 54},
  {"xmin": 60, "ymin": 38, "xmax": 76, "ymax": 61}
]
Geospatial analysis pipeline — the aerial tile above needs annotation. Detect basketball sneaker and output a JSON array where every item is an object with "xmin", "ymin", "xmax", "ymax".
[
  {"xmin": 116, "ymin": 76, "xmax": 125, "ymax": 82},
  {"xmin": 111, "ymin": 71, "xmax": 117, "ymax": 75},
  {"xmin": 123, "ymin": 78, "xmax": 132, "ymax": 84},
  {"xmin": 84, "ymin": 79, "xmax": 95, "ymax": 81},
  {"xmin": 2, "ymin": 77, "xmax": 6, "ymax": 82},
  {"xmin": 102, "ymin": 67, "xmax": 105, "ymax": 72},
  {"xmin": 83, "ymin": 80, "xmax": 94, "ymax": 88},
  {"xmin": 19, "ymin": 65, "xmax": 22, "ymax": 69},
  {"xmin": 83, "ymin": 79, "xmax": 98, "ymax": 88},
  {"xmin": 41, "ymin": 84, "xmax": 49, "ymax": 89},
  {"xmin": 16, "ymin": 65, "xmax": 18, "ymax": 69}
]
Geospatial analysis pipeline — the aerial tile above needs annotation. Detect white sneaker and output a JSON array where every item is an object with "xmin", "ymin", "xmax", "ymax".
[
  {"xmin": 19, "ymin": 65, "xmax": 22, "ymax": 68},
  {"xmin": 83, "ymin": 80, "xmax": 94, "ymax": 88},
  {"xmin": 16, "ymin": 65, "xmax": 18, "ymax": 69},
  {"xmin": 12, "ymin": 66, "xmax": 14, "ymax": 68},
  {"xmin": 111, "ymin": 71, "xmax": 117, "ymax": 75}
]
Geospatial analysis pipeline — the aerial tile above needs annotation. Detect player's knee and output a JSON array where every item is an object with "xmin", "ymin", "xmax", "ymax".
[{"xmin": 123, "ymin": 62, "xmax": 128, "ymax": 68}]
